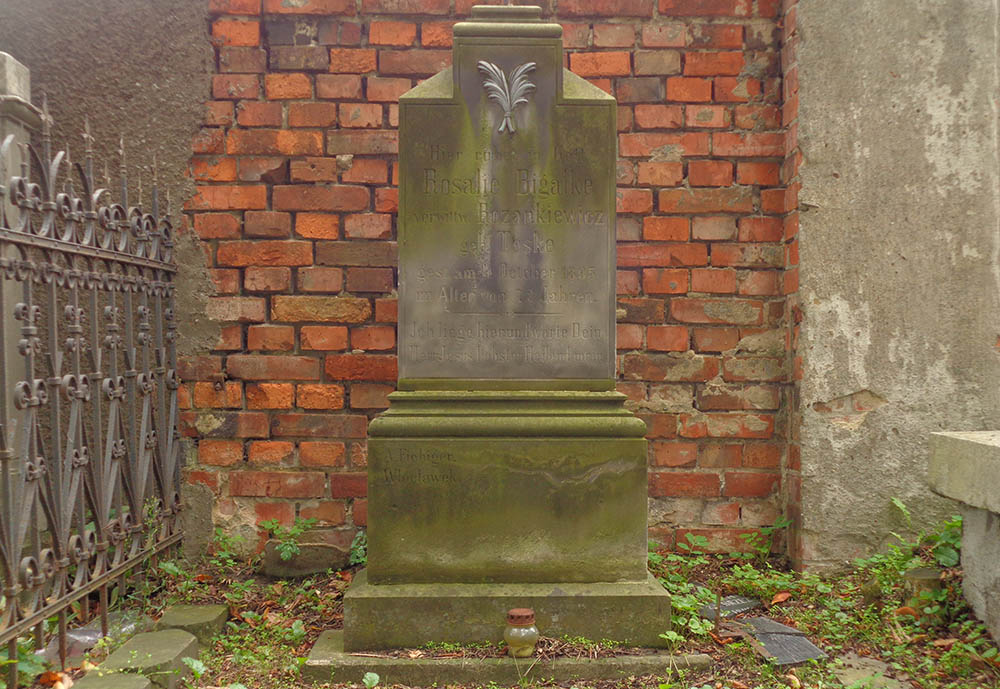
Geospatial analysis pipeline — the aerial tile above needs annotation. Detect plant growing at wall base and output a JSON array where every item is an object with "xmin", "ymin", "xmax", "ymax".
[
  {"xmin": 259, "ymin": 517, "xmax": 318, "ymax": 561},
  {"xmin": 349, "ymin": 529, "xmax": 368, "ymax": 566}
]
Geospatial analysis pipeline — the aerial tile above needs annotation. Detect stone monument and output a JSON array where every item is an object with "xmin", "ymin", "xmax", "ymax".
[{"xmin": 342, "ymin": 6, "xmax": 671, "ymax": 650}]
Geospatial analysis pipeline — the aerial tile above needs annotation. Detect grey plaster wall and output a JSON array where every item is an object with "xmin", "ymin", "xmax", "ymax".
[
  {"xmin": 796, "ymin": 0, "xmax": 1000, "ymax": 569},
  {"xmin": 0, "ymin": 0, "xmax": 217, "ymax": 357}
]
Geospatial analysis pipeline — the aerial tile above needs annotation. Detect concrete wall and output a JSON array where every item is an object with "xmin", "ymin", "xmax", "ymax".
[
  {"xmin": 0, "ymin": 0, "xmax": 218, "ymax": 358},
  {"xmin": 796, "ymin": 0, "xmax": 1000, "ymax": 569}
]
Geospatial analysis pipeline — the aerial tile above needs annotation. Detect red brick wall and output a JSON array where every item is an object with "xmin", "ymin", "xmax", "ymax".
[{"xmin": 183, "ymin": 0, "xmax": 792, "ymax": 555}]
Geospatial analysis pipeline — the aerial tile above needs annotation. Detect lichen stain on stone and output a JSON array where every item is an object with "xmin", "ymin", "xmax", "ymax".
[
  {"xmin": 194, "ymin": 413, "xmax": 225, "ymax": 435},
  {"xmin": 736, "ymin": 329, "xmax": 785, "ymax": 354},
  {"xmin": 812, "ymin": 389, "xmax": 887, "ymax": 430}
]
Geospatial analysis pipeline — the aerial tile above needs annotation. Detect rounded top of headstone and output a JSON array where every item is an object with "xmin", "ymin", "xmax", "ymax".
[
  {"xmin": 507, "ymin": 608, "xmax": 536, "ymax": 626},
  {"xmin": 454, "ymin": 5, "xmax": 562, "ymax": 38}
]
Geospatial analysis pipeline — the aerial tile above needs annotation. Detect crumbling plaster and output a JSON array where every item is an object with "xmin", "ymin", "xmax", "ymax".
[{"xmin": 796, "ymin": 0, "xmax": 1000, "ymax": 569}]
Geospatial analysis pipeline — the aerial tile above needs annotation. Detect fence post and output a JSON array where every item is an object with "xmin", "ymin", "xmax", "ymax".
[{"xmin": 0, "ymin": 52, "xmax": 39, "ymax": 459}]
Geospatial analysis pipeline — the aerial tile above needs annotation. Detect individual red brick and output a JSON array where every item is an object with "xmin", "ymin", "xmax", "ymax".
[
  {"xmin": 685, "ymin": 104, "xmax": 730, "ymax": 128},
  {"xmin": 264, "ymin": 73, "xmax": 312, "ymax": 99},
  {"xmin": 760, "ymin": 186, "xmax": 793, "ymax": 214},
  {"xmin": 292, "ymin": 213, "xmax": 338, "ymax": 240},
  {"xmin": 235, "ymin": 102, "xmax": 281, "ymax": 129},
  {"xmin": 180, "ymin": 411, "xmax": 269, "ymax": 438},
  {"xmin": 350, "ymin": 326, "xmax": 395, "ymax": 351},
  {"xmin": 363, "ymin": 0, "xmax": 448, "ymax": 12},
  {"xmin": 634, "ymin": 104, "xmax": 683, "ymax": 129},
  {"xmin": 616, "ymin": 324, "xmax": 643, "ymax": 350},
  {"xmin": 738, "ymin": 217, "xmax": 783, "ymax": 242},
  {"xmin": 740, "ymin": 163, "xmax": 782, "ymax": 190},
  {"xmin": 421, "ymin": 21, "xmax": 454, "ymax": 47},
  {"xmin": 691, "ymin": 268, "xmax": 737, "ymax": 293},
  {"xmin": 220, "ymin": 47, "xmax": 267, "ymax": 73},
  {"xmin": 226, "ymin": 129, "xmax": 323, "ymax": 155},
  {"xmin": 684, "ymin": 51, "xmax": 745, "ymax": 76},
  {"xmin": 212, "ymin": 18, "xmax": 260, "ymax": 47},
  {"xmin": 289, "ymin": 102, "xmax": 338, "ymax": 127},
  {"xmin": 316, "ymin": 241, "xmax": 398, "ymax": 267},
  {"xmin": 255, "ymin": 502, "xmax": 294, "ymax": 529},
  {"xmin": 339, "ymin": 103, "xmax": 382, "ymax": 128},
  {"xmin": 658, "ymin": 188, "xmax": 752, "ymax": 213},
  {"xmin": 217, "ymin": 241, "xmax": 312, "ymax": 267},
  {"xmin": 711, "ymin": 244, "xmax": 784, "ymax": 268},
  {"xmin": 618, "ymin": 243, "xmax": 707, "ymax": 267},
  {"xmin": 330, "ymin": 473, "xmax": 367, "ymax": 499},
  {"xmin": 199, "ymin": 439, "xmax": 243, "ymax": 467},
  {"xmin": 370, "ymin": 20, "xmax": 416, "ymax": 46},
  {"xmin": 249, "ymin": 441, "xmax": 294, "ymax": 464},
  {"xmin": 649, "ymin": 471, "xmax": 720, "ymax": 498},
  {"xmin": 651, "ymin": 442, "xmax": 697, "ymax": 467},
  {"xmin": 212, "ymin": 74, "xmax": 260, "ymax": 100},
  {"xmin": 619, "ymin": 132, "xmax": 709, "ymax": 157},
  {"xmin": 352, "ymin": 499, "xmax": 368, "ymax": 526},
  {"xmin": 230, "ymin": 471, "xmax": 326, "ymax": 498},
  {"xmin": 738, "ymin": 270, "xmax": 780, "ymax": 295},
  {"xmin": 615, "ymin": 78, "xmax": 662, "ymax": 103},
  {"xmin": 659, "ymin": 0, "xmax": 750, "ymax": 16},
  {"xmin": 689, "ymin": 160, "xmax": 734, "ymax": 187},
  {"xmin": 670, "ymin": 297, "xmax": 762, "ymax": 325},
  {"xmin": 714, "ymin": 132, "xmax": 784, "ymax": 157},
  {"xmin": 724, "ymin": 471, "xmax": 780, "ymax": 497},
  {"xmin": 637, "ymin": 162, "xmax": 683, "ymax": 187},
  {"xmin": 301, "ymin": 325, "xmax": 349, "ymax": 350},
  {"xmin": 569, "ymin": 52, "xmax": 631, "ymax": 77},
  {"xmin": 193, "ymin": 381, "xmax": 243, "ymax": 409},
  {"xmin": 205, "ymin": 297, "xmax": 267, "ymax": 322},
  {"xmin": 271, "ymin": 296, "xmax": 371, "ymax": 322},
  {"xmin": 273, "ymin": 185, "xmax": 369, "ymax": 211},
  {"xmin": 187, "ymin": 470, "xmax": 220, "ymax": 492},
  {"xmin": 715, "ymin": 76, "xmax": 762, "ymax": 102},
  {"xmin": 178, "ymin": 356, "xmax": 223, "ymax": 381},
  {"xmin": 328, "ymin": 48, "xmax": 376, "ymax": 73},
  {"xmin": 210, "ymin": 269, "xmax": 240, "ymax": 294},
  {"xmin": 666, "ymin": 76, "xmax": 712, "ymax": 102},
  {"xmin": 290, "ymin": 158, "xmax": 339, "ymax": 183},
  {"xmin": 191, "ymin": 129, "xmax": 224, "ymax": 155},
  {"xmin": 297, "ymin": 384, "xmax": 346, "ymax": 410},
  {"xmin": 734, "ymin": 104, "xmax": 781, "ymax": 129},
  {"xmin": 643, "ymin": 268, "xmax": 688, "ymax": 294},
  {"xmin": 617, "ymin": 297, "xmax": 666, "ymax": 324},
  {"xmin": 300, "ymin": 441, "xmax": 347, "ymax": 468},
  {"xmin": 692, "ymin": 327, "xmax": 740, "ymax": 352},
  {"xmin": 300, "ymin": 501, "xmax": 347, "ymax": 526},
  {"xmin": 245, "ymin": 267, "xmax": 291, "ymax": 292},
  {"xmin": 642, "ymin": 216, "xmax": 688, "ymax": 241},
  {"xmin": 204, "ymin": 101, "xmax": 234, "ymax": 127},
  {"xmin": 634, "ymin": 50, "xmax": 681, "ymax": 75},
  {"xmin": 238, "ymin": 157, "xmax": 287, "ymax": 182},
  {"xmin": 692, "ymin": 216, "xmax": 737, "ymax": 241},
  {"xmin": 247, "ymin": 325, "xmax": 295, "ymax": 351},
  {"xmin": 270, "ymin": 45, "xmax": 330, "ymax": 71},
  {"xmin": 616, "ymin": 189, "xmax": 653, "ymax": 214},
  {"xmin": 560, "ymin": 0, "xmax": 654, "ymax": 17},
  {"xmin": 623, "ymin": 352, "xmax": 718, "ymax": 382},
  {"xmin": 342, "ymin": 158, "xmax": 388, "ymax": 184},
  {"xmin": 216, "ymin": 325, "xmax": 244, "ymax": 351},
  {"xmin": 617, "ymin": 270, "xmax": 640, "ymax": 296},
  {"xmin": 244, "ymin": 211, "xmax": 291, "ymax": 239},
  {"xmin": 691, "ymin": 23, "xmax": 743, "ymax": 48},
  {"xmin": 264, "ymin": 0, "xmax": 354, "ymax": 13},
  {"xmin": 194, "ymin": 213, "xmax": 241, "ymax": 240},
  {"xmin": 327, "ymin": 130, "xmax": 398, "ymax": 155},
  {"xmin": 316, "ymin": 74, "xmax": 363, "ymax": 99},
  {"xmin": 210, "ymin": 0, "xmax": 260, "ymax": 14},
  {"xmin": 702, "ymin": 501, "xmax": 741, "ymax": 524},
  {"xmin": 641, "ymin": 23, "xmax": 686, "ymax": 47},
  {"xmin": 346, "ymin": 267, "xmax": 394, "ymax": 292},
  {"xmin": 560, "ymin": 22, "xmax": 590, "ymax": 48},
  {"xmin": 298, "ymin": 266, "xmax": 344, "ymax": 293},
  {"xmin": 367, "ymin": 77, "xmax": 412, "ymax": 103},
  {"xmin": 325, "ymin": 354, "xmax": 397, "ymax": 381},
  {"xmin": 378, "ymin": 49, "xmax": 451, "ymax": 76},
  {"xmin": 594, "ymin": 24, "xmax": 637, "ymax": 47},
  {"xmin": 350, "ymin": 383, "xmax": 393, "ymax": 409},
  {"xmin": 647, "ymin": 325, "xmax": 689, "ymax": 351},
  {"xmin": 228, "ymin": 355, "xmax": 320, "ymax": 380},
  {"xmin": 246, "ymin": 382, "xmax": 296, "ymax": 409},
  {"xmin": 743, "ymin": 444, "xmax": 781, "ymax": 468},
  {"xmin": 374, "ymin": 298, "xmax": 397, "ymax": 322},
  {"xmin": 271, "ymin": 413, "xmax": 367, "ymax": 438}
]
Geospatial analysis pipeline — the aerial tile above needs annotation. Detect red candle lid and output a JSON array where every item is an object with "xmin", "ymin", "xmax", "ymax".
[{"xmin": 507, "ymin": 608, "xmax": 535, "ymax": 625}]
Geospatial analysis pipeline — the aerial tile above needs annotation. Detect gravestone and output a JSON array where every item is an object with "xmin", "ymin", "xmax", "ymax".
[{"xmin": 342, "ymin": 6, "xmax": 671, "ymax": 650}]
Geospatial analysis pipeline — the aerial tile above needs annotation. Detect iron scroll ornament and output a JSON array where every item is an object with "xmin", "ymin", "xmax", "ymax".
[{"xmin": 477, "ymin": 60, "xmax": 537, "ymax": 134}]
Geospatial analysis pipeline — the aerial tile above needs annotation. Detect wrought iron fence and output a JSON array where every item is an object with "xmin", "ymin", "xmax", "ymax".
[{"xmin": 0, "ymin": 99, "xmax": 181, "ymax": 685}]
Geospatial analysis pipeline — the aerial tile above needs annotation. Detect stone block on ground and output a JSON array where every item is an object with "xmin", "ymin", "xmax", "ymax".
[
  {"xmin": 100, "ymin": 629, "xmax": 198, "ymax": 689},
  {"xmin": 304, "ymin": 630, "xmax": 711, "ymax": 686},
  {"xmin": 155, "ymin": 604, "xmax": 229, "ymax": 645},
  {"xmin": 74, "ymin": 671, "xmax": 153, "ymax": 689},
  {"xmin": 260, "ymin": 541, "xmax": 350, "ymax": 578}
]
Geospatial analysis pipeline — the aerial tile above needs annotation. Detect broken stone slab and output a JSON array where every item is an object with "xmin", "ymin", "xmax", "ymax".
[
  {"xmin": 698, "ymin": 595, "xmax": 760, "ymax": 620},
  {"xmin": 832, "ymin": 652, "xmax": 904, "ymax": 689},
  {"xmin": 303, "ymin": 630, "xmax": 712, "ymax": 686},
  {"xmin": 74, "ymin": 670, "xmax": 153, "ymax": 689},
  {"xmin": 100, "ymin": 629, "xmax": 198, "ymax": 689},
  {"xmin": 260, "ymin": 541, "xmax": 350, "ymax": 578},
  {"xmin": 155, "ymin": 604, "xmax": 229, "ymax": 645},
  {"xmin": 731, "ymin": 618, "xmax": 826, "ymax": 666}
]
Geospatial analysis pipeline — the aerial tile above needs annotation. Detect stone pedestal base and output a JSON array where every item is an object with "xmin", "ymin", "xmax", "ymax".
[{"xmin": 343, "ymin": 569, "xmax": 672, "ymax": 651}]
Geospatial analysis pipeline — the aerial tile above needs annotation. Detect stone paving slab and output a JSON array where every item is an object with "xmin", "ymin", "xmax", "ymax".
[
  {"xmin": 101, "ymin": 629, "xmax": 198, "ymax": 689},
  {"xmin": 304, "ymin": 630, "xmax": 712, "ymax": 686},
  {"xmin": 74, "ymin": 670, "xmax": 154, "ymax": 689},
  {"xmin": 155, "ymin": 604, "xmax": 229, "ymax": 645}
]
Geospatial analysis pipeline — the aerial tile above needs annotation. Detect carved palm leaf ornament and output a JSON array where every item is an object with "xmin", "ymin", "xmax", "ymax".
[{"xmin": 477, "ymin": 60, "xmax": 537, "ymax": 134}]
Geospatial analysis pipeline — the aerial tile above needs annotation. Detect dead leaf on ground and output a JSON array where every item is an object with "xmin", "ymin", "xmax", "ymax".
[
  {"xmin": 931, "ymin": 638, "xmax": 958, "ymax": 648},
  {"xmin": 729, "ymin": 681, "xmax": 749, "ymax": 689},
  {"xmin": 770, "ymin": 591, "xmax": 792, "ymax": 606},
  {"xmin": 407, "ymin": 650, "xmax": 424, "ymax": 658},
  {"xmin": 38, "ymin": 671, "xmax": 64, "ymax": 687},
  {"xmin": 894, "ymin": 606, "xmax": 918, "ymax": 617}
]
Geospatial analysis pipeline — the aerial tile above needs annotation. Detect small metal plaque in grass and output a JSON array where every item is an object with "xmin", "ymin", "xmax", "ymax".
[
  {"xmin": 736, "ymin": 617, "xmax": 827, "ymax": 666},
  {"xmin": 698, "ymin": 595, "xmax": 761, "ymax": 620}
]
